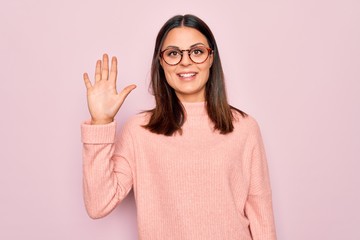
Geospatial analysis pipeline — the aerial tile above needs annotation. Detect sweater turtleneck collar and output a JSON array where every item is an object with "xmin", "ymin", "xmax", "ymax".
[{"xmin": 181, "ymin": 101, "xmax": 207, "ymax": 116}]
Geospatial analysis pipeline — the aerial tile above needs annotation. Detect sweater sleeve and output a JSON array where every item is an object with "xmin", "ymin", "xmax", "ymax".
[
  {"xmin": 81, "ymin": 120, "xmax": 134, "ymax": 219},
  {"xmin": 245, "ymin": 122, "xmax": 277, "ymax": 240}
]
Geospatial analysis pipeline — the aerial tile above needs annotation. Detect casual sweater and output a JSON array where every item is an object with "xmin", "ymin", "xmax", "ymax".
[{"xmin": 81, "ymin": 102, "xmax": 277, "ymax": 240}]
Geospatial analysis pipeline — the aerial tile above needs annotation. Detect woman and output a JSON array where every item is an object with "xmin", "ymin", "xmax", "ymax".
[{"xmin": 81, "ymin": 14, "xmax": 276, "ymax": 240}]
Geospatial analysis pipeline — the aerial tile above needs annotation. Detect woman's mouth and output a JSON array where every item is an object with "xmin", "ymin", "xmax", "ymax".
[{"xmin": 177, "ymin": 72, "xmax": 197, "ymax": 79}]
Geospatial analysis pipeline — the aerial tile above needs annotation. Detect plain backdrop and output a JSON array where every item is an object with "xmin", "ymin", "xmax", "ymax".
[{"xmin": 1, "ymin": 0, "xmax": 359, "ymax": 239}]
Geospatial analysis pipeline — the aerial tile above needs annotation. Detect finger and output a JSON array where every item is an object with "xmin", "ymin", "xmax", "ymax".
[
  {"xmin": 95, "ymin": 60, "xmax": 101, "ymax": 82},
  {"xmin": 83, "ymin": 73, "xmax": 92, "ymax": 89},
  {"xmin": 119, "ymin": 84, "xmax": 137, "ymax": 101},
  {"xmin": 109, "ymin": 56, "xmax": 118, "ymax": 85},
  {"xmin": 102, "ymin": 53, "xmax": 109, "ymax": 80}
]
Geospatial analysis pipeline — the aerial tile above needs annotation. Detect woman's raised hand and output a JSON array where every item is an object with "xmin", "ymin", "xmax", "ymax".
[{"xmin": 83, "ymin": 54, "xmax": 136, "ymax": 125}]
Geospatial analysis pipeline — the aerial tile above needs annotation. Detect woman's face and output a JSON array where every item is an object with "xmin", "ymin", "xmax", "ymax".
[{"xmin": 160, "ymin": 27, "xmax": 213, "ymax": 102}]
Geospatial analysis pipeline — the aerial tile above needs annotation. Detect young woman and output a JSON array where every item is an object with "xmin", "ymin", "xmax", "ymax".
[{"xmin": 81, "ymin": 14, "xmax": 276, "ymax": 240}]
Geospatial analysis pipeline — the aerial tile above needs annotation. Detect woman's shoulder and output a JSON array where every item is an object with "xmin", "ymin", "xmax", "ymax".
[
  {"xmin": 122, "ymin": 111, "xmax": 150, "ymax": 130},
  {"xmin": 118, "ymin": 111, "xmax": 156, "ymax": 138},
  {"xmin": 231, "ymin": 109, "xmax": 261, "ymax": 134}
]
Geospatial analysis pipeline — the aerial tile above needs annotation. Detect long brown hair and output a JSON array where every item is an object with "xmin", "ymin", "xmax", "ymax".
[{"xmin": 143, "ymin": 14, "xmax": 246, "ymax": 136}]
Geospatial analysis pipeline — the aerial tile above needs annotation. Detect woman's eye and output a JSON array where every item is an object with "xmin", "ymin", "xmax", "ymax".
[
  {"xmin": 191, "ymin": 48, "xmax": 204, "ymax": 55},
  {"xmin": 167, "ymin": 50, "xmax": 180, "ymax": 57}
]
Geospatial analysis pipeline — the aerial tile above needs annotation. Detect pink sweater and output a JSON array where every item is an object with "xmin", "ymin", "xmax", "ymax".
[{"xmin": 81, "ymin": 102, "xmax": 276, "ymax": 240}]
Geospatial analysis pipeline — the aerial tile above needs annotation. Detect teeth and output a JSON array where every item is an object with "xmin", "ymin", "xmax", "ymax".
[{"xmin": 179, "ymin": 73, "xmax": 195, "ymax": 77}]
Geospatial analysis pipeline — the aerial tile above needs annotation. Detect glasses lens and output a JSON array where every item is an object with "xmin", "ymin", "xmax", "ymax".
[
  {"xmin": 189, "ymin": 46, "xmax": 210, "ymax": 64},
  {"xmin": 163, "ymin": 48, "xmax": 182, "ymax": 65}
]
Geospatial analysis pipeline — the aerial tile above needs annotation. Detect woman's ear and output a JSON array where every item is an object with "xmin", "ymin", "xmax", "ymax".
[
  {"xmin": 159, "ymin": 58, "xmax": 164, "ymax": 69},
  {"xmin": 209, "ymin": 53, "xmax": 214, "ymax": 67}
]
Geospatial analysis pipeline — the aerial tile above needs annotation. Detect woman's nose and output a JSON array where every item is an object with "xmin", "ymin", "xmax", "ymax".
[{"xmin": 179, "ymin": 51, "xmax": 192, "ymax": 66}]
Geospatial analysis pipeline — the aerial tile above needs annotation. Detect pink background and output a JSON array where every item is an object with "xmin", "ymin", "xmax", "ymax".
[{"xmin": 1, "ymin": 0, "xmax": 359, "ymax": 239}]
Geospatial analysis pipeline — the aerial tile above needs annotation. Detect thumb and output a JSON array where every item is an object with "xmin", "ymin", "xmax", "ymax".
[{"xmin": 119, "ymin": 84, "xmax": 137, "ymax": 101}]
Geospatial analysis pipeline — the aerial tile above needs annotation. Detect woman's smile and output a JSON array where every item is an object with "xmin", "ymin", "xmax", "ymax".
[{"xmin": 177, "ymin": 71, "xmax": 197, "ymax": 80}]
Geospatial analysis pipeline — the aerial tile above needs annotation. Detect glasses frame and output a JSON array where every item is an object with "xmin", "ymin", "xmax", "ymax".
[{"xmin": 160, "ymin": 46, "xmax": 213, "ymax": 66}]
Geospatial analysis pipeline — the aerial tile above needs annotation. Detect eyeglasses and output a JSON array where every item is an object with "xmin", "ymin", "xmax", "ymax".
[{"xmin": 160, "ymin": 45, "xmax": 213, "ymax": 66}]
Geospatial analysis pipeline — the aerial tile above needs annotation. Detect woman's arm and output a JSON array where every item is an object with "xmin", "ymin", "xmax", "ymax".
[
  {"xmin": 245, "ymin": 123, "xmax": 277, "ymax": 240},
  {"xmin": 81, "ymin": 54, "xmax": 136, "ymax": 218},
  {"xmin": 81, "ymin": 121, "xmax": 133, "ymax": 219}
]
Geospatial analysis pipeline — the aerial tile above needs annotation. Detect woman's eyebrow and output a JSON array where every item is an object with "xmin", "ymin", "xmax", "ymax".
[
  {"xmin": 163, "ymin": 42, "xmax": 206, "ymax": 49},
  {"xmin": 190, "ymin": 42, "xmax": 206, "ymax": 48},
  {"xmin": 164, "ymin": 45, "xmax": 180, "ymax": 49}
]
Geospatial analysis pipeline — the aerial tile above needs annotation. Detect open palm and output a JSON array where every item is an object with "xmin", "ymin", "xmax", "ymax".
[{"xmin": 83, "ymin": 54, "xmax": 136, "ymax": 124}]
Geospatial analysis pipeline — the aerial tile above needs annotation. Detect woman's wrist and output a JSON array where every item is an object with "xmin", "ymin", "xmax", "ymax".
[{"xmin": 90, "ymin": 118, "xmax": 114, "ymax": 125}]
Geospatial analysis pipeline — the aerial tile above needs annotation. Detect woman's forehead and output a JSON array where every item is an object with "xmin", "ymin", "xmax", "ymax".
[{"xmin": 162, "ymin": 27, "xmax": 208, "ymax": 49}]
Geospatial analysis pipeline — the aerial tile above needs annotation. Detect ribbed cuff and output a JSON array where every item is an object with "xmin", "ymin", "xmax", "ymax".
[{"xmin": 81, "ymin": 120, "xmax": 116, "ymax": 144}]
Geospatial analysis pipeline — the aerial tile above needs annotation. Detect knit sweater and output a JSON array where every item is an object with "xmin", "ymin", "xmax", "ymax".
[{"xmin": 81, "ymin": 102, "xmax": 277, "ymax": 240}]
